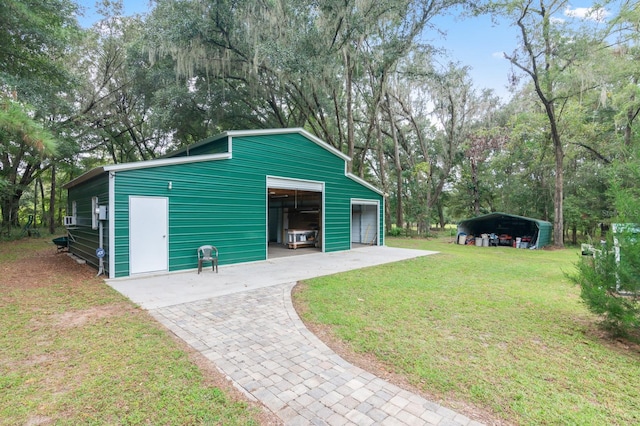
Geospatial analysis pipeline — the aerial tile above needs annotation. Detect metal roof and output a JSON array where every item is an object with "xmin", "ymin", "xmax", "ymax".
[{"xmin": 458, "ymin": 212, "xmax": 552, "ymax": 228}]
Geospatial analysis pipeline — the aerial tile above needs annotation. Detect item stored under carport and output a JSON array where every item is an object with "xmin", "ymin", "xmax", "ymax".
[{"xmin": 456, "ymin": 212, "xmax": 552, "ymax": 249}]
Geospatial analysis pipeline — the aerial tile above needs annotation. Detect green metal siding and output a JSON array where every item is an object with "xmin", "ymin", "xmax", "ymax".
[
  {"xmin": 53, "ymin": 132, "xmax": 376, "ymax": 277},
  {"xmin": 536, "ymin": 221, "xmax": 552, "ymax": 248},
  {"xmin": 75, "ymin": 131, "xmax": 383, "ymax": 277},
  {"xmin": 67, "ymin": 175, "xmax": 110, "ymax": 273},
  {"xmin": 169, "ymin": 136, "xmax": 228, "ymax": 157},
  {"xmin": 231, "ymin": 134, "xmax": 383, "ymax": 251},
  {"xmin": 112, "ymin": 159, "xmax": 267, "ymax": 277}
]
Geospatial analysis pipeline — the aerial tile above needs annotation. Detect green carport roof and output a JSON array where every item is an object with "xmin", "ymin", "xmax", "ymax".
[{"xmin": 458, "ymin": 212, "xmax": 552, "ymax": 228}]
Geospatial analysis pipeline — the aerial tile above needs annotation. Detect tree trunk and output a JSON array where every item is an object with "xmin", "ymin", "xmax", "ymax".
[
  {"xmin": 376, "ymin": 121, "xmax": 391, "ymax": 234},
  {"xmin": 39, "ymin": 178, "xmax": 45, "ymax": 228},
  {"xmin": 1, "ymin": 191, "xmax": 23, "ymax": 229},
  {"xmin": 386, "ymin": 93, "xmax": 403, "ymax": 228},
  {"xmin": 553, "ymin": 135, "xmax": 564, "ymax": 247},
  {"xmin": 49, "ymin": 165, "xmax": 56, "ymax": 234},
  {"xmin": 471, "ymin": 158, "xmax": 480, "ymax": 216},
  {"xmin": 344, "ymin": 49, "xmax": 354, "ymax": 173},
  {"xmin": 33, "ymin": 179, "xmax": 38, "ymax": 227},
  {"xmin": 625, "ymin": 76, "xmax": 638, "ymax": 148}
]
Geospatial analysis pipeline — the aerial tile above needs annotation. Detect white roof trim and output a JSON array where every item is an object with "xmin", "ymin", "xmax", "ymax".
[
  {"xmin": 267, "ymin": 175, "xmax": 325, "ymax": 192},
  {"xmin": 347, "ymin": 173, "xmax": 384, "ymax": 196},
  {"xmin": 223, "ymin": 128, "xmax": 351, "ymax": 162},
  {"xmin": 64, "ymin": 153, "xmax": 231, "ymax": 189},
  {"xmin": 103, "ymin": 152, "xmax": 231, "ymax": 172}
]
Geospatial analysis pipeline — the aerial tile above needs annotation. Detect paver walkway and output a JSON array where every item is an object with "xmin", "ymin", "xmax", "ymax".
[
  {"xmin": 108, "ymin": 247, "xmax": 485, "ymax": 425},
  {"xmin": 150, "ymin": 282, "xmax": 484, "ymax": 425}
]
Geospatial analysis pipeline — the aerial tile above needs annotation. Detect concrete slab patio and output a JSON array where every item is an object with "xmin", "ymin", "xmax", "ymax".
[
  {"xmin": 106, "ymin": 245, "xmax": 438, "ymax": 310},
  {"xmin": 106, "ymin": 246, "xmax": 484, "ymax": 425}
]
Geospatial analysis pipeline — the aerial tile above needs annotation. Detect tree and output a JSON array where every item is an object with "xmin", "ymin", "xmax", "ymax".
[
  {"xmin": 144, "ymin": 0, "xmax": 464, "ymax": 155},
  {"xmin": 606, "ymin": 2, "xmax": 640, "ymax": 150},
  {"xmin": 570, "ymin": 2, "xmax": 640, "ymax": 337},
  {"xmin": 486, "ymin": 0, "xmax": 611, "ymax": 247},
  {"xmin": 0, "ymin": 0, "xmax": 80, "ymax": 230},
  {"xmin": 460, "ymin": 90, "xmax": 507, "ymax": 216},
  {"xmin": 570, "ymin": 155, "xmax": 640, "ymax": 337},
  {"xmin": 428, "ymin": 64, "xmax": 478, "ymax": 218},
  {"xmin": 0, "ymin": 95, "xmax": 57, "ymax": 227}
]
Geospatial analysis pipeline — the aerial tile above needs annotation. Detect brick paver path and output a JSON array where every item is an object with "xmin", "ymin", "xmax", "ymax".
[{"xmin": 151, "ymin": 282, "xmax": 483, "ymax": 426}]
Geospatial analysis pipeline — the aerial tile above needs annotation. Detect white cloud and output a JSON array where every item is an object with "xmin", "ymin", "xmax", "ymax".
[
  {"xmin": 551, "ymin": 16, "xmax": 566, "ymax": 24},
  {"xmin": 492, "ymin": 51, "xmax": 505, "ymax": 59},
  {"xmin": 564, "ymin": 6, "xmax": 610, "ymax": 22}
]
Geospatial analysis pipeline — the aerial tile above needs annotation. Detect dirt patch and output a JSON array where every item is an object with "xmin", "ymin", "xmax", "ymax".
[
  {"xmin": 3, "ymin": 243, "xmax": 282, "ymax": 426},
  {"xmin": 0, "ymin": 249, "xmax": 93, "ymax": 290},
  {"xmin": 24, "ymin": 415, "xmax": 53, "ymax": 426},
  {"xmin": 50, "ymin": 303, "xmax": 137, "ymax": 328},
  {"xmin": 580, "ymin": 322, "xmax": 640, "ymax": 354}
]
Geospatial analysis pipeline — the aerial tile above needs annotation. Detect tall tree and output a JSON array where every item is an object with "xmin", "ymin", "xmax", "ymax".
[
  {"xmin": 0, "ymin": 0, "xmax": 80, "ymax": 229},
  {"xmin": 486, "ymin": 0, "xmax": 611, "ymax": 247},
  {"xmin": 607, "ymin": 1, "xmax": 640, "ymax": 150},
  {"xmin": 0, "ymin": 95, "xmax": 57, "ymax": 227},
  {"xmin": 144, "ymin": 0, "xmax": 464, "ymax": 153},
  {"xmin": 429, "ymin": 64, "xmax": 477, "ymax": 211}
]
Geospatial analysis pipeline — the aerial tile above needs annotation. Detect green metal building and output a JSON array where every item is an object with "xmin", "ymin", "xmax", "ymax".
[{"xmin": 63, "ymin": 129, "xmax": 384, "ymax": 278}]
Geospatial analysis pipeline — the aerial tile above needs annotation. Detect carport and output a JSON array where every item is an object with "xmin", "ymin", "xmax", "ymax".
[{"xmin": 457, "ymin": 212, "xmax": 552, "ymax": 249}]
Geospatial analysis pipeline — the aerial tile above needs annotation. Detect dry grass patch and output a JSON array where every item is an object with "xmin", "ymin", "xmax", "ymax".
[{"xmin": 1, "ymin": 237, "xmax": 280, "ymax": 425}]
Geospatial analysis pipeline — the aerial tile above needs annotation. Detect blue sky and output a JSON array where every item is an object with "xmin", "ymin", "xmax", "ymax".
[
  {"xmin": 75, "ymin": 0, "xmax": 152, "ymax": 27},
  {"xmin": 75, "ymin": 1, "xmax": 616, "ymax": 101},
  {"xmin": 429, "ymin": 10, "xmax": 517, "ymax": 100}
]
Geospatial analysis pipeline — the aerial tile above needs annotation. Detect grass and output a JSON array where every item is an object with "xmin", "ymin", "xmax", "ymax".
[
  {"xmin": 0, "ymin": 237, "xmax": 263, "ymax": 425},
  {"xmin": 294, "ymin": 236, "xmax": 640, "ymax": 425}
]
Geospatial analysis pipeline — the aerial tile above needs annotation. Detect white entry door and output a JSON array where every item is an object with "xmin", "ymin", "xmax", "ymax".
[{"xmin": 129, "ymin": 196, "xmax": 168, "ymax": 274}]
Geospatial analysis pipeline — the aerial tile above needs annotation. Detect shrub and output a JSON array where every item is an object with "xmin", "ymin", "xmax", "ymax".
[
  {"xmin": 571, "ymin": 230, "xmax": 640, "ymax": 337},
  {"xmin": 387, "ymin": 227, "xmax": 402, "ymax": 237}
]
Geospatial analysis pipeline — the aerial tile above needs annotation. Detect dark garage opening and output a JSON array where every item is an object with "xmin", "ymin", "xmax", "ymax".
[
  {"xmin": 268, "ymin": 188, "xmax": 321, "ymax": 257},
  {"xmin": 457, "ymin": 212, "xmax": 552, "ymax": 249}
]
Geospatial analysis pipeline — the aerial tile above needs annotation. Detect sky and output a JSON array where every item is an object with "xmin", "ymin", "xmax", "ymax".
[
  {"xmin": 429, "ymin": 10, "xmax": 518, "ymax": 100},
  {"xmin": 74, "ymin": 1, "xmax": 617, "ymax": 102}
]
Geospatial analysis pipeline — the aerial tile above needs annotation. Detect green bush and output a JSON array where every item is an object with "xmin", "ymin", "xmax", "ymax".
[
  {"xmin": 571, "ymin": 231, "xmax": 640, "ymax": 337},
  {"xmin": 387, "ymin": 227, "xmax": 402, "ymax": 237},
  {"xmin": 570, "ymin": 155, "xmax": 640, "ymax": 339}
]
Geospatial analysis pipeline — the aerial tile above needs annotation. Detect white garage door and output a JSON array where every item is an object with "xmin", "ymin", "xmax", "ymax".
[{"xmin": 352, "ymin": 202, "xmax": 378, "ymax": 245}]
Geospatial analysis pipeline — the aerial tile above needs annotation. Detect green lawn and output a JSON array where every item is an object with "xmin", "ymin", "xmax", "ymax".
[
  {"xmin": 294, "ymin": 237, "xmax": 640, "ymax": 425},
  {"xmin": 0, "ymin": 237, "xmax": 264, "ymax": 425}
]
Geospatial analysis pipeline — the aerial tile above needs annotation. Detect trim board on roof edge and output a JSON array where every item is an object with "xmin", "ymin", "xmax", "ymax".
[{"xmin": 64, "ymin": 152, "xmax": 232, "ymax": 189}]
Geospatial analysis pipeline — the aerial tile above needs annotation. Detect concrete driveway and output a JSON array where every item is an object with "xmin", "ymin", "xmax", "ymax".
[
  {"xmin": 106, "ymin": 246, "xmax": 483, "ymax": 425},
  {"xmin": 106, "ymin": 245, "xmax": 438, "ymax": 310}
]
